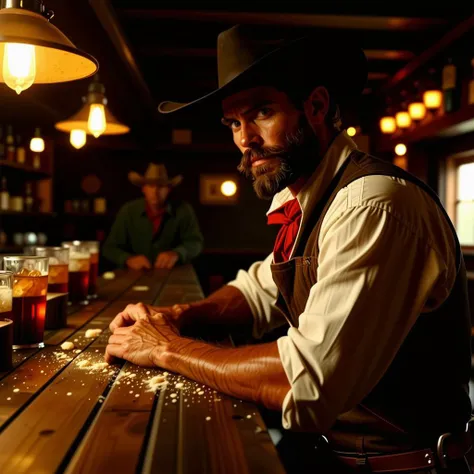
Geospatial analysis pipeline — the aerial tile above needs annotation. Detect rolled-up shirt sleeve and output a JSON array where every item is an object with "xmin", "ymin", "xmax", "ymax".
[
  {"xmin": 228, "ymin": 253, "xmax": 288, "ymax": 339},
  {"xmin": 277, "ymin": 200, "xmax": 454, "ymax": 432}
]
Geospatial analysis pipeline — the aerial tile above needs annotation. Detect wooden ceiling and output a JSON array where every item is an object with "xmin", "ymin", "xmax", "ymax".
[{"xmin": 0, "ymin": 1, "xmax": 472, "ymax": 147}]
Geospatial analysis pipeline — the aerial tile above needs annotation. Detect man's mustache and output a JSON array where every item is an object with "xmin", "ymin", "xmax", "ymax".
[{"xmin": 238, "ymin": 146, "xmax": 288, "ymax": 173}]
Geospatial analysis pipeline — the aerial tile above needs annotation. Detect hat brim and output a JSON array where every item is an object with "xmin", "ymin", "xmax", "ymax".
[
  {"xmin": 158, "ymin": 35, "xmax": 367, "ymax": 115},
  {"xmin": 128, "ymin": 172, "xmax": 183, "ymax": 187}
]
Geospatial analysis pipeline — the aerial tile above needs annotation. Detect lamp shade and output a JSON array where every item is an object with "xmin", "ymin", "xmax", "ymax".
[
  {"xmin": 408, "ymin": 102, "xmax": 426, "ymax": 121},
  {"xmin": 0, "ymin": 6, "xmax": 98, "ymax": 85},
  {"xmin": 423, "ymin": 90, "xmax": 442, "ymax": 110},
  {"xmin": 395, "ymin": 111, "xmax": 412, "ymax": 129},
  {"xmin": 55, "ymin": 102, "xmax": 129, "ymax": 136}
]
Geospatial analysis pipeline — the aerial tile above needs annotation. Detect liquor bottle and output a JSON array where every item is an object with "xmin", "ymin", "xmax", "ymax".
[
  {"xmin": 24, "ymin": 182, "xmax": 34, "ymax": 212},
  {"xmin": 32, "ymin": 153, "xmax": 41, "ymax": 169},
  {"xmin": 0, "ymin": 176, "xmax": 9, "ymax": 211},
  {"xmin": 442, "ymin": 57, "xmax": 458, "ymax": 113},
  {"xmin": 0, "ymin": 126, "xmax": 5, "ymax": 161},
  {"xmin": 16, "ymin": 135, "xmax": 26, "ymax": 165},
  {"xmin": 468, "ymin": 58, "xmax": 474, "ymax": 106},
  {"xmin": 5, "ymin": 125, "xmax": 15, "ymax": 162}
]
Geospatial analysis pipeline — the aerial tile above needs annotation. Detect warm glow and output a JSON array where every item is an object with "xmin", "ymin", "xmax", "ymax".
[
  {"xmin": 408, "ymin": 102, "xmax": 426, "ymax": 121},
  {"xmin": 346, "ymin": 127, "xmax": 357, "ymax": 137},
  {"xmin": 70, "ymin": 129, "xmax": 87, "ymax": 149},
  {"xmin": 220, "ymin": 180, "xmax": 237, "ymax": 197},
  {"xmin": 395, "ymin": 143, "xmax": 407, "ymax": 156},
  {"xmin": 395, "ymin": 111, "xmax": 412, "ymax": 129},
  {"xmin": 3, "ymin": 43, "xmax": 36, "ymax": 95},
  {"xmin": 379, "ymin": 116, "xmax": 396, "ymax": 134},
  {"xmin": 30, "ymin": 137, "xmax": 45, "ymax": 153},
  {"xmin": 394, "ymin": 155, "xmax": 408, "ymax": 171},
  {"xmin": 88, "ymin": 104, "xmax": 107, "ymax": 138},
  {"xmin": 423, "ymin": 90, "xmax": 442, "ymax": 110}
]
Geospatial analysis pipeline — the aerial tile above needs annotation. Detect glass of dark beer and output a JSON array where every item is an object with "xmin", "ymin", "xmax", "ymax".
[
  {"xmin": 62, "ymin": 243, "xmax": 90, "ymax": 304},
  {"xmin": 3, "ymin": 256, "xmax": 49, "ymax": 349},
  {"xmin": 35, "ymin": 247, "xmax": 69, "ymax": 294}
]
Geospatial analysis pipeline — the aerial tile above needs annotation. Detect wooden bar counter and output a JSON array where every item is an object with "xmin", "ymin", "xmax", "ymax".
[{"xmin": 0, "ymin": 265, "xmax": 284, "ymax": 474}]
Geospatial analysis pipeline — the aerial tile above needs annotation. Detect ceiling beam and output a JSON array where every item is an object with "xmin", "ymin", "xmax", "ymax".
[
  {"xmin": 381, "ymin": 14, "xmax": 474, "ymax": 92},
  {"xmin": 89, "ymin": 0, "xmax": 157, "ymax": 120},
  {"xmin": 138, "ymin": 46, "xmax": 415, "ymax": 61},
  {"xmin": 120, "ymin": 9, "xmax": 447, "ymax": 31}
]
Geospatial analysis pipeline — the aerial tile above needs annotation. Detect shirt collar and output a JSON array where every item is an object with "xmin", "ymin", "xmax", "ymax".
[
  {"xmin": 140, "ymin": 199, "xmax": 173, "ymax": 216},
  {"xmin": 266, "ymin": 131, "xmax": 358, "ymax": 216}
]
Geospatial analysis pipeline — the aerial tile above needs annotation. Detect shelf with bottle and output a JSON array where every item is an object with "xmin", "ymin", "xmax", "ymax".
[
  {"xmin": 0, "ymin": 177, "xmax": 53, "ymax": 216},
  {"xmin": 0, "ymin": 125, "xmax": 53, "ymax": 178},
  {"xmin": 376, "ymin": 56, "xmax": 474, "ymax": 152}
]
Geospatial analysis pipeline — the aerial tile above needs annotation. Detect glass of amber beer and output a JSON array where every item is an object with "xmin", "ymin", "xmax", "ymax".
[
  {"xmin": 2, "ymin": 256, "xmax": 49, "ymax": 349},
  {"xmin": 62, "ymin": 243, "xmax": 90, "ymax": 304},
  {"xmin": 63, "ymin": 241, "xmax": 99, "ymax": 298},
  {"xmin": 35, "ymin": 247, "xmax": 69, "ymax": 294},
  {"xmin": 0, "ymin": 271, "xmax": 13, "ymax": 323}
]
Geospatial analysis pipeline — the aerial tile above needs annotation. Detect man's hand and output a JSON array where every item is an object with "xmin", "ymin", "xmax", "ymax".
[
  {"xmin": 126, "ymin": 255, "xmax": 152, "ymax": 270},
  {"xmin": 154, "ymin": 251, "xmax": 179, "ymax": 269},
  {"xmin": 105, "ymin": 312, "xmax": 180, "ymax": 367},
  {"xmin": 109, "ymin": 302, "xmax": 190, "ymax": 334}
]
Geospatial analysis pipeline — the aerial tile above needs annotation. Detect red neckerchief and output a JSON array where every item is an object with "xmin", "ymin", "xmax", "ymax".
[
  {"xmin": 145, "ymin": 203, "xmax": 166, "ymax": 235},
  {"xmin": 267, "ymin": 198, "xmax": 302, "ymax": 263}
]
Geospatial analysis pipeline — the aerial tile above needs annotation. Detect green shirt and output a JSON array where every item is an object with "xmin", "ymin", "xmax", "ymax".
[{"xmin": 102, "ymin": 198, "xmax": 204, "ymax": 268}]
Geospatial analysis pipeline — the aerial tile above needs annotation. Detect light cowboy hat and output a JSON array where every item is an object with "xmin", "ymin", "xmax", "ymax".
[
  {"xmin": 158, "ymin": 24, "xmax": 367, "ymax": 114},
  {"xmin": 128, "ymin": 163, "xmax": 183, "ymax": 187}
]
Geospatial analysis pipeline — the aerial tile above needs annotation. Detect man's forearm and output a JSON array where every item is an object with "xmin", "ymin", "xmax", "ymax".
[{"xmin": 160, "ymin": 339, "xmax": 290, "ymax": 410}]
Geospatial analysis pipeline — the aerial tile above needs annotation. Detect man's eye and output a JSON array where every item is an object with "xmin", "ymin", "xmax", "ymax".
[
  {"xmin": 230, "ymin": 120, "xmax": 241, "ymax": 130},
  {"xmin": 257, "ymin": 107, "xmax": 271, "ymax": 118}
]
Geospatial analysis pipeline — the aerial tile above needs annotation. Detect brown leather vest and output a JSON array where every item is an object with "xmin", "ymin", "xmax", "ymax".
[{"xmin": 271, "ymin": 150, "xmax": 472, "ymax": 453}]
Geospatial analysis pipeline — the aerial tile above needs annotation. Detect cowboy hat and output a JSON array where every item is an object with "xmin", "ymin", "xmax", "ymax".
[
  {"xmin": 128, "ymin": 163, "xmax": 183, "ymax": 187},
  {"xmin": 158, "ymin": 24, "xmax": 367, "ymax": 114}
]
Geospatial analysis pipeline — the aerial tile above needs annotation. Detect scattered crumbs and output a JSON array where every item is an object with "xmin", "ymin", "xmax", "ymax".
[
  {"xmin": 135, "ymin": 394, "xmax": 140, "ymax": 398},
  {"xmin": 98, "ymin": 395, "xmax": 106, "ymax": 403},
  {"xmin": 95, "ymin": 350, "xmax": 99, "ymax": 353},
  {"xmin": 129, "ymin": 374, "xmax": 137, "ymax": 378},
  {"xmin": 146, "ymin": 375, "xmax": 168, "ymax": 393},
  {"xmin": 198, "ymin": 391, "xmax": 204, "ymax": 396},
  {"xmin": 246, "ymin": 415, "xmax": 252, "ymax": 419},
  {"xmin": 74, "ymin": 339, "xmax": 79, "ymax": 342},
  {"xmin": 61, "ymin": 341, "xmax": 75, "ymax": 351},
  {"xmin": 146, "ymin": 371, "xmax": 150, "ymax": 375},
  {"xmin": 85, "ymin": 329, "xmax": 102, "ymax": 338},
  {"xmin": 175, "ymin": 382, "xmax": 184, "ymax": 389},
  {"xmin": 77, "ymin": 360, "xmax": 91, "ymax": 369},
  {"xmin": 184, "ymin": 399, "xmax": 188, "ymax": 403},
  {"xmin": 102, "ymin": 368, "xmax": 108, "ymax": 373},
  {"xmin": 170, "ymin": 393, "xmax": 177, "ymax": 399},
  {"xmin": 13, "ymin": 388, "xmax": 19, "ymax": 393},
  {"xmin": 6, "ymin": 397, "xmax": 11, "ymax": 401},
  {"xmin": 75, "ymin": 349, "xmax": 81, "ymax": 354},
  {"xmin": 171, "ymin": 399, "xmax": 177, "ymax": 404},
  {"xmin": 40, "ymin": 370, "xmax": 44, "ymax": 374},
  {"xmin": 206, "ymin": 416, "xmax": 211, "ymax": 421},
  {"xmin": 67, "ymin": 392, "xmax": 72, "ymax": 396},
  {"xmin": 163, "ymin": 372, "xmax": 169, "ymax": 377},
  {"xmin": 129, "ymin": 390, "xmax": 133, "ymax": 394}
]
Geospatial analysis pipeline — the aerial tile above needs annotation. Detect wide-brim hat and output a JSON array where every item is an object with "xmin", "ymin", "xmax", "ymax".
[
  {"xmin": 158, "ymin": 25, "xmax": 367, "ymax": 114},
  {"xmin": 128, "ymin": 163, "xmax": 183, "ymax": 187}
]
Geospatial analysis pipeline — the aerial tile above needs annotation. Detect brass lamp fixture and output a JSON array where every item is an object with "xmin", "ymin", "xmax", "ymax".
[
  {"xmin": 408, "ymin": 81, "xmax": 426, "ymax": 121},
  {"xmin": 379, "ymin": 98, "xmax": 397, "ymax": 134},
  {"xmin": 55, "ymin": 75, "xmax": 130, "ymax": 147},
  {"xmin": 0, "ymin": 0, "xmax": 98, "ymax": 94}
]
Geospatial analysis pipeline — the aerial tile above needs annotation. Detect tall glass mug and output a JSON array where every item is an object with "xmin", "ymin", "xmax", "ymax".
[
  {"xmin": 35, "ymin": 247, "xmax": 69, "ymax": 294},
  {"xmin": 63, "ymin": 241, "xmax": 99, "ymax": 298},
  {"xmin": 62, "ymin": 243, "xmax": 90, "ymax": 304},
  {"xmin": 0, "ymin": 271, "xmax": 13, "ymax": 322},
  {"xmin": 3, "ymin": 256, "xmax": 49, "ymax": 349}
]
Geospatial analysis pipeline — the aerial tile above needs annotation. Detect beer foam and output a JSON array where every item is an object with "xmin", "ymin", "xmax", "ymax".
[{"xmin": 0, "ymin": 288, "xmax": 12, "ymax": 312}]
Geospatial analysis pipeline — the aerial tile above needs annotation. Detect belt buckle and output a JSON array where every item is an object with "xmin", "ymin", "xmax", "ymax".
[{"xmin": 437, "ymin": 433, "xmax": 451, "ymax": 469}]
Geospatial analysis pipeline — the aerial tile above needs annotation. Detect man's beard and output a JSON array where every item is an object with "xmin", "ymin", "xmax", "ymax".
[{"xmin": 237, "ymin": 118, "xmax": 319, "ymax": 200}]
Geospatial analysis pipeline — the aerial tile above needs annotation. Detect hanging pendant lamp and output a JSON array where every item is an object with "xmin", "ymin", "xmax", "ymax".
[
  {"xmin": 55, "ymin": 75, "xmax": 130, "ymax": 141},
  {"xmin": 0, "ymin": 0, "xmax": 98, "ymax": 94}
]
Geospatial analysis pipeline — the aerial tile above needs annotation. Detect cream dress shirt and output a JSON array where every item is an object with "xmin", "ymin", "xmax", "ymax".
[{"xmin": 229, "ymin": 131, "xmax": 457, "ymax": 432}]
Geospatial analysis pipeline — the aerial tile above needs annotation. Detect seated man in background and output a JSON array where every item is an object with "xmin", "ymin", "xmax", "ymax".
[{"xmin": 102, "ymin": 163, "xmax": 203, "ymax": 270}]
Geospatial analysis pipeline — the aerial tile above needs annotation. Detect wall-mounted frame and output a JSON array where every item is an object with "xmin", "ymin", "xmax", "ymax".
[{"xmin": 199, "ymin": 174, "xmax": 239, "ymax": 205}]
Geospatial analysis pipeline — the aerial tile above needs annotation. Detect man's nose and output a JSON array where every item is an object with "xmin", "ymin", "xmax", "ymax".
[{"xmin": 240, "ymin": 123, "xmax": 263, "ymax": 149}]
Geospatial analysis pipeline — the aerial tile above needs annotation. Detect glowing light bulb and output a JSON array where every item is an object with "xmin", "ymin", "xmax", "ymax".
[
  {"xmin": 408, "ymin": 102, "xmax": 426, "ymax": 121},
  {"xmin": 3, "ymin": 43, "xmax": 36, "ymax": 95},
  {"xmin": 30, "ymin": 137, "xmax": 44, "ymax": 153},
  {"xmin": 395, "ymin": 111, "xmax": 412, "ymax": 129},
  {"xmin": 70, "ymin": 129, "xmax": 87, "ymax": 149},
  {"xmin": 346, "ymin": 127, "xmax": 357, "ymax": 137},
  {"xmin": 395, "ymin": 143, "xmax": 407, "ymax": 156},
  {"xmin": 221, "ymin": 180, "xmax": 237, "ymax": 197},
  {"xmin": 88, "ymin": 104, "xmax": 106, "ymax": 138},
  {"xmin": 423, "ymin": 90, "xmax": 442, "ymax": 110},
  {"xmin": 379, "ymin": 116, "xmax": 396, "ymax": 134}
]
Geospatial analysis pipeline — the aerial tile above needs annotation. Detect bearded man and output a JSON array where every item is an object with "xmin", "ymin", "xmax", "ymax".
[{"xmin": 105, "ymin": 26, "xmax": 472, "ymax": 473}]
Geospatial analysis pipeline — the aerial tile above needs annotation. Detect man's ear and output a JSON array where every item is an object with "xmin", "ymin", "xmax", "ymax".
[{"xmin": 303, "ymin": 86, "xmax": 330, "ymax": 126}]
